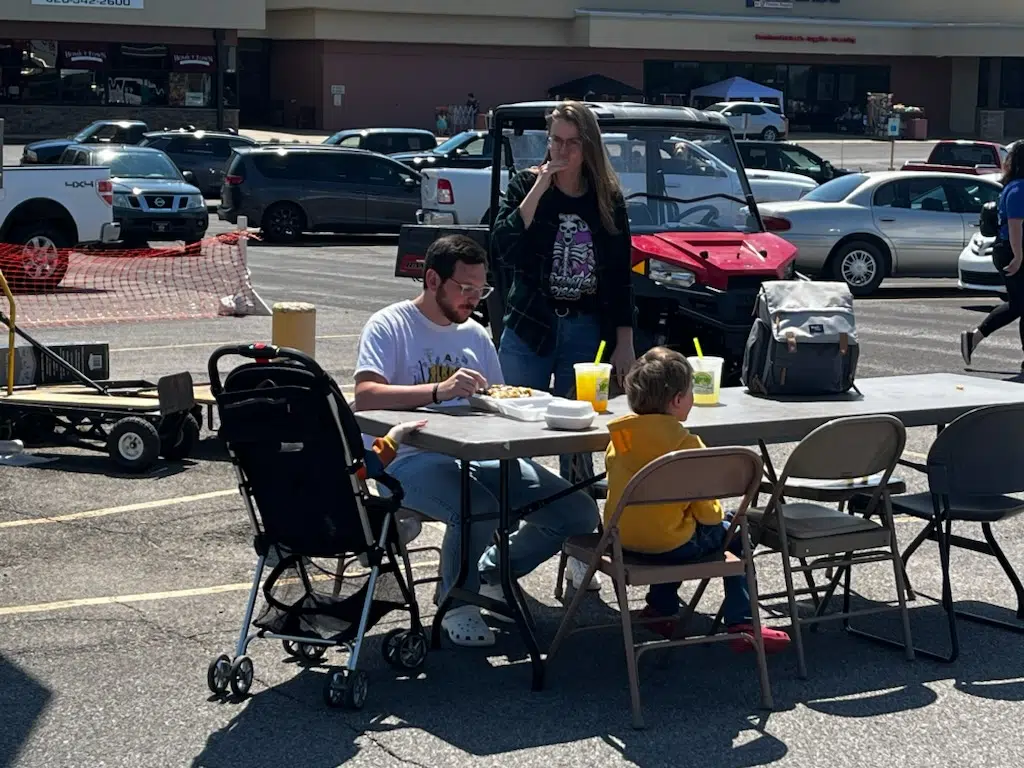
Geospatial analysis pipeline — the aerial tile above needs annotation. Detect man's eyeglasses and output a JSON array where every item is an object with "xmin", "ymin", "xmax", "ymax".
[{"xmin": 448, "ymin": 279, "xmax": 494, "ymax": 300}]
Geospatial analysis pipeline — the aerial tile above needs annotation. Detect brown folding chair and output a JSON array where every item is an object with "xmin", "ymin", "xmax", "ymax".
[
  {"xmin": 546, "ymin": 446, "xmax": 773, "ymax": 730},
  {"xmin": 749, "ymin": 415, "xmax": 914, "ymax": 679}
]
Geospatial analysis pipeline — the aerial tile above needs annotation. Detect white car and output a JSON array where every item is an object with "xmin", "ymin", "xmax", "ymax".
[
  {"xmin": 958, "ymin": 231, "xmax": 1002, "ymax": 293},
  {"xmin": 757, "ymin": 171, "xmax": 1002, "ymax": 295},
  {"xmin": 705, "ymin": 101, "xmax": 788, "ymax": 142}
]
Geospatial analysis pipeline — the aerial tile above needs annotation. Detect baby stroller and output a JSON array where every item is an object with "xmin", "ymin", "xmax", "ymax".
[{"xmin": 204, "ymin": 343, "xmax": 428, "ymax": 710}]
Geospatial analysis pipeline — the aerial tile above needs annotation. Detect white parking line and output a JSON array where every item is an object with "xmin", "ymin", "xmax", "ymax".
[
  {"xmin": 0, "ymin": 489, "xmax": 238, "ymax": 529},
  {"xmin": 0, "ymin": 560, "xmax": 441, "ymax": 617}
]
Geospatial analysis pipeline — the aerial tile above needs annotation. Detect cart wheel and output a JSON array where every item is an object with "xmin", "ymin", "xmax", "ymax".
[
  {"xmin": 323, "ymin": 668, "xmax": 367, "ymax": 710},
  {"xmin": 381, "ymin": 628, "xmax": 406, "ymax": 667},
  {"xmin": 161, "ymin": 414, "xmax": 200, "ymax": 460},
  {"xmin": 207, "ymin": 653, "xmax": 232, "ymax": 695},
  {"xmin": 107, "ymin": 417, "xmax": 161, "ymax": 471},
  {"xmin": 297, "ymin": 642, "xmax": 327, "ymax": 663},
  {"xmin": 282, "ymin": 639, "xmax": 299, "ymax": 657},
  {"xmin": 229, "ymin": 655, "xmax": 254, "ymax": 698}
]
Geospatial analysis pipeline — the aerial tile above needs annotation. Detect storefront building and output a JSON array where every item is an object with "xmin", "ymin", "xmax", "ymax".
[
  {"xmin": 255, "ymin": 0, "xmax": 1024, "ymax": 138},
  {"xmin": 0, "ymin": 0, "xmax": 265, "ymax": 137}
]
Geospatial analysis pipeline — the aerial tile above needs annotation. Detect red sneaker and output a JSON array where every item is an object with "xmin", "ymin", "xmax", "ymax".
[
  {"xmin": 639, "ymin": 605, "xmax": 677, "ymax": 640},
  {"xmin": 727, "ymin": 624, "xmax": 791, "ymax": 654}
]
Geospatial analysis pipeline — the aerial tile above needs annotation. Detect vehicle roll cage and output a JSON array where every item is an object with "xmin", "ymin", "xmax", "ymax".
[{"xmin": 482, "ymin": 100, "xmax": 764, "ymax": 233}]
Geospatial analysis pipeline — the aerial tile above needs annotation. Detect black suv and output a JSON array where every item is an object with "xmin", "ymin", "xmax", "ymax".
[
  {"xmin": 218, "ymin": 146, "xmax": 422, "ymax": 242},
  {"xmin": 735, "ymin": 140, "xmax": 854, "ymax": 185},
  {"xmin": 139, "ymin": 130, "xmax": 259, "ymax": 197},
  {"xmin": 322, "ymin": 128, "xmax": 438, "ymax": 155}
]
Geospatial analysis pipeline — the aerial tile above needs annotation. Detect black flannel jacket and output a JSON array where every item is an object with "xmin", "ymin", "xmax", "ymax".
[{"xmin": 491, "ymin": 169, "xmax": 635, "ymax": 356}]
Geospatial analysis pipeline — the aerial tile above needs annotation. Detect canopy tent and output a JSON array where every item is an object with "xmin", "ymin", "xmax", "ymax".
[
  {"xmin": 689, "ymin": 76, "xmax": 784, "ymax": 106},
  {"xmin": 548, "ymin": 73, "xmax": 644, "ymax": 101}
]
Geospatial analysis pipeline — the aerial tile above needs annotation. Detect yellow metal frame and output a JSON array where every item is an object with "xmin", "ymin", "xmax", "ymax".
[{"xmin": 0, "ymin": 268, "xmax": 14, "ymax": 396}]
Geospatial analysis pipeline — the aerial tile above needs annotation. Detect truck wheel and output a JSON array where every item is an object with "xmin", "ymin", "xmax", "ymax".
[
  {"xmin": 3, "ymin": 224, "xmax": 71, "ymax": 292},
  {"xmin": 261, "ymin": 203, "xmax": 305, "ymax": 243},
  {"xmin": 830, "ymin": 240, "xmax": 887, "ymax": 296},
  {"xmin": 107, "ymin": 417, "xmax": 161, "ymax": 472}
]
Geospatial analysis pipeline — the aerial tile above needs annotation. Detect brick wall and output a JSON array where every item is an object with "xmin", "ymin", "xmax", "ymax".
[{"xmin": 0, "ymin": 106, "xmax": 240, "ymax": 139}]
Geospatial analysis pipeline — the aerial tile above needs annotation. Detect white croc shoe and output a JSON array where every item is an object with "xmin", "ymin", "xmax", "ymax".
[{"xmin": 567, "ymin": 556, "xmax": 602, "ymax": 591}]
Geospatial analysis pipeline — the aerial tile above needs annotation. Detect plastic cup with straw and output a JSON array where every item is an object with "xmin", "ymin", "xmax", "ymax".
[
  {"xmin": 689, "ymin": 336, "xmax": 724, "ymax": 406},
  {"xmin": 574, "ymin": 339, "xmax": 612, "ymax": 412}
]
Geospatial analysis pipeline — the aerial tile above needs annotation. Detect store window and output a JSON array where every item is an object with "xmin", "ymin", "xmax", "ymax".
[
  {"xmin": 60, "ymin": 43, "xmax": 109, "ymax": 104},
  {"xmin": 169, "ymin": 46, "xmax": 215, "ymax": 107},
  {"xmin": 107, "ymin": 43, "xmax": 169, "ymax": 106},
  {"xmin": 1000, "ymin": 58, "xmax": 1024, "ymax": 109}
]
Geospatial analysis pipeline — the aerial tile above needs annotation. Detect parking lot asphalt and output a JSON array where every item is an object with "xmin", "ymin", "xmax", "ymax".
[{"xmin": 3, "ymin": 166, "xmax": 1024, "ymax": 767}]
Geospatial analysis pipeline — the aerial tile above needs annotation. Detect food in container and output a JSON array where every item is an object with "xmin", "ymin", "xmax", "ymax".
[{"xmin": 544, "ymin": 398, "xmax": 596, "ymax": 430}]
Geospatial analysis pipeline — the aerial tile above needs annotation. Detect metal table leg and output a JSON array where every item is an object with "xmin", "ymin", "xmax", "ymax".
[{"xmin": 431, "ymin": 460, "xmax": 474, "ymax": 649}]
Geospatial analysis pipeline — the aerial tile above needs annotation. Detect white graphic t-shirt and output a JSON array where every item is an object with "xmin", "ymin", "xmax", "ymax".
[
  {"xmin": 549, "ymin": 212, "xmax": 598, "ymax": 301},
  {"xmin": 355, "ymin": 299, "xmax": 504, "ymax": 461}
]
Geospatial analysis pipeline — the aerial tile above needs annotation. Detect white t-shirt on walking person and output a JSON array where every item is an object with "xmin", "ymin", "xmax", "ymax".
[{"xmin": 354, "ymin": 299, "xmax": 505, "ymax": 461}]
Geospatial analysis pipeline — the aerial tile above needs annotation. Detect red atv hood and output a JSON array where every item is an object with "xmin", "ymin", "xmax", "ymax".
[{"xmin": 632, "ymin": 231, "xmax": 797, "ymax": 291}]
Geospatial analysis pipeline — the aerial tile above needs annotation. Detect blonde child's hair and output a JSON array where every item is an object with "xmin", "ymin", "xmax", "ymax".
[{"xmin": 624, "ymin": 347, "xmax": 693, "ymax": 415}]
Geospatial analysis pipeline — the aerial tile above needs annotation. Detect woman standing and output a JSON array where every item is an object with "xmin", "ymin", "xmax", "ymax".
[
  {"xmin": 962, "ymin": 141, "xmax": 1024, "ymax": 369},
  {"xmin": 492, "ymin": 101, "xmax": 636, "ymax": 590}
]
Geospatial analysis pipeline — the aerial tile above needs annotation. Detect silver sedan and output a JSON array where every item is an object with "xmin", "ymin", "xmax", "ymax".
[{"xmin": 757, "ymin": 171, "xmax": 1002, "ymax": 295}]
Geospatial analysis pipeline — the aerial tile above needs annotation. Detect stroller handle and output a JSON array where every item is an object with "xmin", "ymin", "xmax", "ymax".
[{"xmin": 207, "ymin": 343, "xmax": 327, "ymax": 395}]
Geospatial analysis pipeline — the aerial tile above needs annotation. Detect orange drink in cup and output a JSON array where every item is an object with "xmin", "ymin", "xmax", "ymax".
[{"xmin": 574, "ymin": 362, "xmax": 612, "ymax": 413}]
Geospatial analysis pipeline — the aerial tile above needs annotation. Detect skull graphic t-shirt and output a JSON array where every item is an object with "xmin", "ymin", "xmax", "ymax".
[{"xmin": 546, "ymin": 186, "xmax": 601, "ymax": 311}]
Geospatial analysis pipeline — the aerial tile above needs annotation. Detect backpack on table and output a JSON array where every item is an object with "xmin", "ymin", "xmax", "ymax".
[{"xmin": 741, "ymin": 280, "xmax": 860, "ymax": 397}]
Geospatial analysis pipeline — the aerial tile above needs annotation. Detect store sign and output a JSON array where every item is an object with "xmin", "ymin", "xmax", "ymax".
[
  {"xmin": 60, "ymin": 44, "xmax": 109, "ymax": 68},
  {"xmin": 32, "ymin": 0, "xmax": 144, "ymax": 8},
  {"xmin": 172, "ymin": 52, "xmax": 214, "ymax": 69},
  {"xmin": 755, "ymin": 32, "xmax": 856, "ymax": 44}
]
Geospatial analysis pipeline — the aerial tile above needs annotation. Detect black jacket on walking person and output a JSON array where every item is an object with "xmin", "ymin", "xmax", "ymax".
[{"xmin": 961, "ymin": 141, "xmax": 1024, "ymax": 368}]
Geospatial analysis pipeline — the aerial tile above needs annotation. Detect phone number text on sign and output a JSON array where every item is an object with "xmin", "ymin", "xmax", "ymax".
[{"xmin": 31, "ymin": 0, "xmax": 144, "ymax": 8}]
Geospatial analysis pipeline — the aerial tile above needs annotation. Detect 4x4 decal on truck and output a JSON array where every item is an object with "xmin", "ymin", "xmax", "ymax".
[{"xmin": 65, "ymin": 180, "xmax": 96, "ymax": 189}]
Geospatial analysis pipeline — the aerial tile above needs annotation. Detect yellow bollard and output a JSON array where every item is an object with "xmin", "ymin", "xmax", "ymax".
[{"xmin": 272, "ymin": 302, "xmax": 316, "ymax": 358}]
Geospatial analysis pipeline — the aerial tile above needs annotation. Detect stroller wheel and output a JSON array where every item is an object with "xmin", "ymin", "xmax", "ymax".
[
  {"xmin": 283, "ymin": 639, "xmax": 327, "ymax": 663},
  {"xmin": 207, "ymin": 654, "xmax": 232, "ymax": 695},
  {"xmin": 383, "ymin": 628, "xmax": 428, "ymax": 671},
  {"xmin": 323, "ymin": 668, "xmax": 368, "ymax": 710},
  {"xmin": 229, "ymin": 655, "xmax": 254, "ymax": 698}
]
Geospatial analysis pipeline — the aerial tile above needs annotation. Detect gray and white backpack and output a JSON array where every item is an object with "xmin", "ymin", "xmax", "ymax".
[{"xmin": 741, "ymin": 281, "xmax": 860, "ymax": 397}]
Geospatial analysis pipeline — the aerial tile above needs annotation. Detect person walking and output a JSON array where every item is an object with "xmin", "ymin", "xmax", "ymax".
[{"xmin": 962, "ymin": 141, "xmax": 1024, "ymax": 369}]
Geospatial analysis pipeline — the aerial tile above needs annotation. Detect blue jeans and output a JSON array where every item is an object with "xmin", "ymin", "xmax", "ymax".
[
  {"xmin": 386, "ymin": 450, "xmax": 599, "ymax": 603},
  {"xmin": 639, "ymin": 518, "xmax": 753, "ymax": 627},
  {"xmin": 498, "ymin": 314, "xmax": 601, "ymax": 482}
]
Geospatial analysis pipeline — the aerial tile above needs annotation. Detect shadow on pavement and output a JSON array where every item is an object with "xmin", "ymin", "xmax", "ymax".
[
  {"xmin": 249, "ymin": 234, "xmax": 399, "ymax": 249},
  {"xmin": 0, "ymin": 653, "xmax": 52, "ymax": 767}
]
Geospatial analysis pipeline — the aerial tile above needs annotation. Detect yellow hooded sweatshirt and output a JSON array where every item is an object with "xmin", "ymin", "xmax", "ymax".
[{"xmin": 605, "ymin": 413, "xmax": 724, "ymax": 554}]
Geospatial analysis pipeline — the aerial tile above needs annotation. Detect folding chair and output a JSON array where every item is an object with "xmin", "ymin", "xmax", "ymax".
[
  {"xmin": 849, "ymin": 403, "xmax": 1024, "ymax": 663},
  {"xmin": 546, "ymin": 446, "xmax": 772, "ymax": 730},
  {"xmin": 749, "ymin": 415, "xmax": 914, "ymax": 679}
]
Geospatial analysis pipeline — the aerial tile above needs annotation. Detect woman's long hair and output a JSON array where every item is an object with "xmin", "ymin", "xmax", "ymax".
[
  {"xmin": 542, "ymin": 101, "xmax": 623, "ymax": 235},
  {"xmin": 1001, "ymin": 140, "xmax": 1024, "ymax": 186}
]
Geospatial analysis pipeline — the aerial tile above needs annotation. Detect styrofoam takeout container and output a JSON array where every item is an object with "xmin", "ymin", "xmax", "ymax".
[
  {"xmin": 544, "ymin": 398, "xmax": 596, "ymax": 430},
  {"xmin": 469, "ymin": 391, "xmax": 554, "ymax": 421}
]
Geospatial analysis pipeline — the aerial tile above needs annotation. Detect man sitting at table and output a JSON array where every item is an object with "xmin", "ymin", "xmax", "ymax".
[{"xmin": 353, "ymin": 234, "xmax": 600, "ymax": 648}]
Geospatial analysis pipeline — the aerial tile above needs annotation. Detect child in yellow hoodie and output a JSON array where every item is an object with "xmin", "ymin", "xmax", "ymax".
[{"xmin": 605, "ymin": 348, "xmax": 789, "ymax": 653}]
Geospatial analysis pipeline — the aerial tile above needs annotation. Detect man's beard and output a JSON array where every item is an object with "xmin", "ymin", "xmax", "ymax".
[{"xmin": 437, "ymin": 286, "xmax": 476, "ymax": 324}]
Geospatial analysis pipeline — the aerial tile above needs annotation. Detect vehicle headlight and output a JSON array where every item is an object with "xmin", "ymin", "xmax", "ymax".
[
  {"xmin": 112, "ymin": 193, "xmax": 132, "ymax": 208},
  {"xmin": 185, "ymin": 195, "xmax": 206, "ymax": 210},
  {"xmin": 649, "ymin": 259, "xmax": 696, "ymax": 289}
]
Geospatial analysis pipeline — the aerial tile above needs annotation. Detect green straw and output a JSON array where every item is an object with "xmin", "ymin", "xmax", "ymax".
[
  {"xmin": 594, "ymin": 340, "xmax": 607, "ymax": 364},
  {"xmin": 693, "ymin": 337, "xmax": 704, "ymax": 358}
]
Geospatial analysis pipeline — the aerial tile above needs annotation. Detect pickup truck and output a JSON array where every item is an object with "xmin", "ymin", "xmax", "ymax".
[
  {"xmin": 0, "ymin": 163, "xmax": 121, "ymax": 290},
  {"xmin": 901, "ymin": 139, "xmax": 1006, "ymax": 175},
  {"xmin": 21, "ymin": 120, "xmax": 150, "ymax": 166},
  {"xmin": 417, "ymin": 133, "xmax": 818, "ymax": 226}
]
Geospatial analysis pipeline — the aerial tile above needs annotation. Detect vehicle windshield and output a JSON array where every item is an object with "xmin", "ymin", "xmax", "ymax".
[
  {"xmin": 504, "ymin": 126, "xmax": 759, "ymax": 233},
  {"xmin": 95, "ymin": 150, "xmax": 182, "ymax": 180},
  {"xmin": 434, "ymin": 132, "xmax": 474, "ymax": 153},
  {"xmin": 799, "ymin": 173, "xmax": 869, "ymax": 203}
]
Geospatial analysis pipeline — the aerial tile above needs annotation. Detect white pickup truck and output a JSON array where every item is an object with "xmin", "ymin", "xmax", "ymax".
[
  {"xmin": 0, "ymin": 164, "xmax": 121, "ymax": 290},
  {"xmin": 417, "ymin": 133, "xmax": 819, "ymax": 226}
]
